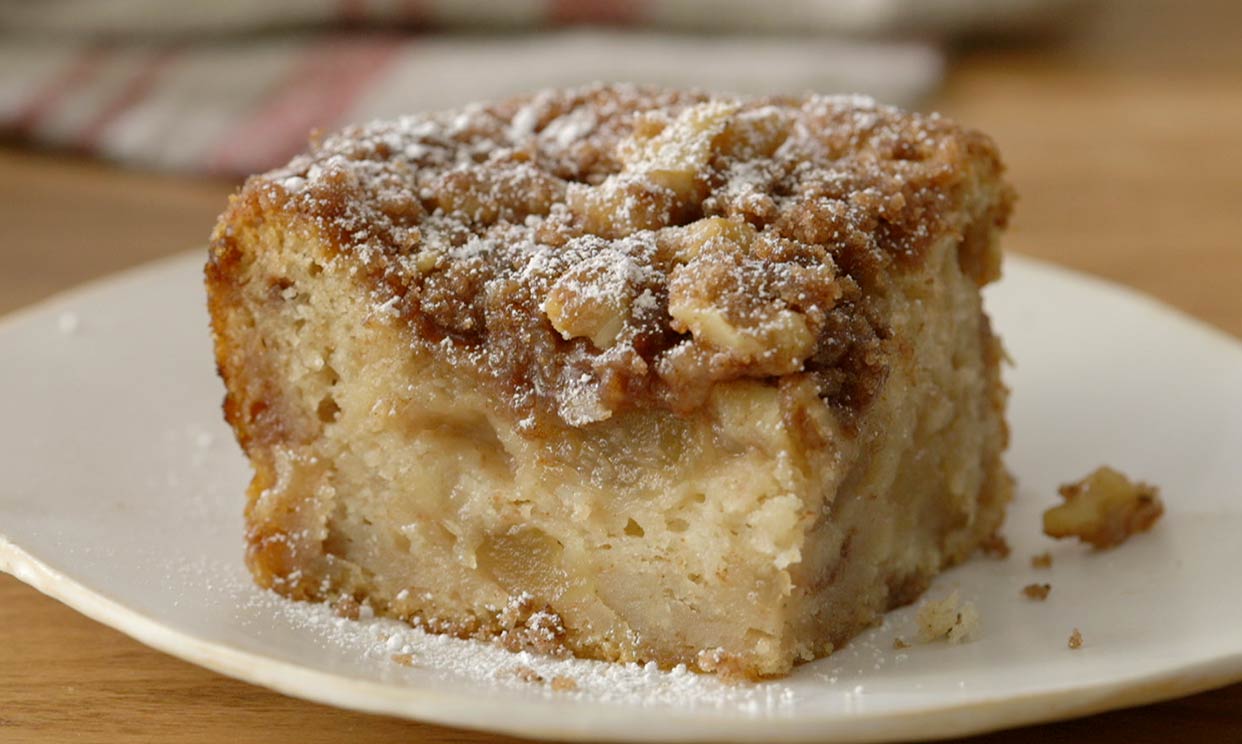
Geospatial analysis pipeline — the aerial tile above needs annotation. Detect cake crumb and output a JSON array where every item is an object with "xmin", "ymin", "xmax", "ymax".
[
  {"xmin": 1022, "ymin": 583, "xmax": 1051, "ymax": 601},
  {"xmin": 390, "ymin": 653, "xmax": 416, "ymax": 667},
  {"xmin": 916, "ymin": 591, "xmax": 979, "ymax": 644},
  {"xmin": 550, "ymin": 675, "xmax": 579, "ymax": 692},
  {"xmin": 511, "ymin": 665, "xmax": 544, "ymax": 684},
  {"xmin": 1068, "ymin": 628, "xmax": 1084, "ymax": 649},
  {"xmin": 979, "ymin": 533, "xmax": 1011, "ymax": 559},
  {"xmin": 694, "ymin": 647, "xmax": 751, "ymax": 682},
  {"xmin": 1030, "ymin": 551, "xmax": 1053, "ymax": 569},
  {"xmin": 892, "ymin": 637, "xmax": 909, "ymax": 650},
  {"xmin": 1044, "ymin": 466, "xmax": 1164, "ymax": 549},
  {"xmin": 331, "ymin": 596, "xmax": 362, "ymax": 620},
  {"xmin": 498, "ymin": 593, "xmax": 571, "ymax": 657}
]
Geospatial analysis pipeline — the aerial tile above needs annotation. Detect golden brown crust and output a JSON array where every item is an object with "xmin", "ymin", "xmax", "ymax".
[{"xmin": 209, "ymin": 84, "xmax": 1012, "ymax": 430}]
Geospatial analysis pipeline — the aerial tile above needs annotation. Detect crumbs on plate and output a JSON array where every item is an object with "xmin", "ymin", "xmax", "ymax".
[
  {"xmin": 1022, "ymin": 583, "xmax": 1051, "ymax": 601},
  {"xmin": 916, "ymin": 591, "xmax": 979, "ymax": 645}
]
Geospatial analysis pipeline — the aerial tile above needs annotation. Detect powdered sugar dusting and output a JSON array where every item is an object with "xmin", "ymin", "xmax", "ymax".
[{"xmin": 542, "ymin": 105, "xmax": 597, "ymax": 149}]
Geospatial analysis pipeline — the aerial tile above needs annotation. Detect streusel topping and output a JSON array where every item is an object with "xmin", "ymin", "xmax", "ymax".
[{"xmin": 222, "ymin": 84, "xmax": 1010, "ymax": 429}]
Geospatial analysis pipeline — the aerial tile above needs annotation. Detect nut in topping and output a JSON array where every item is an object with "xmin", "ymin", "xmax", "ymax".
[
  {"xmin": 565, "ymin": 176, "xmax": 681, "ymax": 238},
  {"xmin": 413, "ymin": 248, "xmax": 441, "ymax": 274},
  {"xmin": 618, "ymin": 101, "xmax": 739, "ymax": 198},
  {"xmin": 568, "ymin": 102, "xmax": 739, "ymax": 237},
  {"xmin": 667, "ymin": 248, "xmax": 835, "ymax": 370},
  {"xmin": 658, "ymin": 216, "xmax": 757, "ymax": 264},
  {"xmin": 714, "ymin": 106, "xmax": 790, "ymax": 160},
  {"xmin": 669, "ymin": 295, "xmax": 814, "ymax": 362},
  {"xmin": 544, "ymin": 281, "xmax": 627, "ymax": 349},
  {"xmin": 543, "ymin": 244, "xmax": 652, "ymax": 349}
]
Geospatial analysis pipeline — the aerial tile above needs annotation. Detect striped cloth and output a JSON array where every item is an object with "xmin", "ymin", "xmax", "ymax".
[{"xmin": 0, "ymin": 1, "xmax": 1069, "ymax": 177}]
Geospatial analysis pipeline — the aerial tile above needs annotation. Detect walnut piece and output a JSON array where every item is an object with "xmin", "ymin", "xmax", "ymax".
[
  {"xmin": 657, "ymin": 215, "xmax": 757, "ymax": 264},
  {"xmin": 665, "ymin": 235, "xmax": 840, "ymax": 370},
  {"xmin": 542, "ymin": 244, "xmax": 647, "ymax": 349},
  {"xmin": 568, "ymin": 101, "xmax": 738, "ymax": 236},
  {"xmin": 617, "ymin": 101, "xmax": 739, "ymax": 199},
  {"xmin": 1043, "ymin": 466, "xmax": 1164, "ymax": 549},
  {"xmin": 668, "ymin": 281, "xmax": 815, "ymax": 362}
]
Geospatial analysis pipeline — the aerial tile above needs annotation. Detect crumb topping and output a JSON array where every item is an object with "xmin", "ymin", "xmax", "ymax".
[
  {"xmin": 1044, "ymin": 466, "xmax": 1164, "ymax": 549},
  {"xmin": 216, "ymin": 83, "xmax": 1010, "ymax": 427},
  {"xmin": 1030, "ymin": 551, "xmax": 1053, "ymax": 569}
]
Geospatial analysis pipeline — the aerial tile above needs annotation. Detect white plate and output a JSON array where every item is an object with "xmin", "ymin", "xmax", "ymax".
[{"xmin": 2, "ymin": 252, "xmax": 1240, "ymax": 743}]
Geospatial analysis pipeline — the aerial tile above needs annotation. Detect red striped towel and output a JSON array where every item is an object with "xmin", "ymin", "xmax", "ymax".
[{"xmin": 0, "ymin": 1, "xmax": 1069, "ymax": 176}]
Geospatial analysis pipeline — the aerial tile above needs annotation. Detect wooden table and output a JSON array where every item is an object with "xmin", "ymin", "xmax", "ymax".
[{"xmin": 2, "ymin": 1, "xmax": 1239, "ymax": 741}]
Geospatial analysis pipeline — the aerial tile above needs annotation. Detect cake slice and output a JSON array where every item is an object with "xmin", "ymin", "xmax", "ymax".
[{"xmin": 207, "ymin": 85, "xmax": 1014, "ymax": 679}]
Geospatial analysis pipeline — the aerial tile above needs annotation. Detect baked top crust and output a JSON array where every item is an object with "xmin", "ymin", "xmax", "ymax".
[{"xmin": 210, "ymin": 84, "xmax": 1012, "ymax": 430}]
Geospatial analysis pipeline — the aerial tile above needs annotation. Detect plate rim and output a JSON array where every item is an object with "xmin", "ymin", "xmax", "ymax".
[
  {"xmin": 6, "ymin": 536, "xmax": 1241, "ymax": 743},
  {"xmin": 3, "ymin": 250, "xmax": 1241, "ymax": 742}
]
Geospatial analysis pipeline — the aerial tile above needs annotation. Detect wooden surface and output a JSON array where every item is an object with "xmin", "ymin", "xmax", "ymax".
[{"xmin": 2, "ymin": 1, "xmax": 1240, "ymax": 741}]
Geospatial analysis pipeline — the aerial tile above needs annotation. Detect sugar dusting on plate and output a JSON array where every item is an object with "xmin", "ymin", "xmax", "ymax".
[
  {"xmin": 57, "ymin": 311, "xmax": 80, "ymax": 334},
  {"xmin": 234, "ymin": 582, "xmax": 800, "ymax": 713}
]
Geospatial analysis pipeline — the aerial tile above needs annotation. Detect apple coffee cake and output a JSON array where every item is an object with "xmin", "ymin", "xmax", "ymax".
[{"xmin": 207, "ymin": 84, "xmax": 1014, "ymax": 678}]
